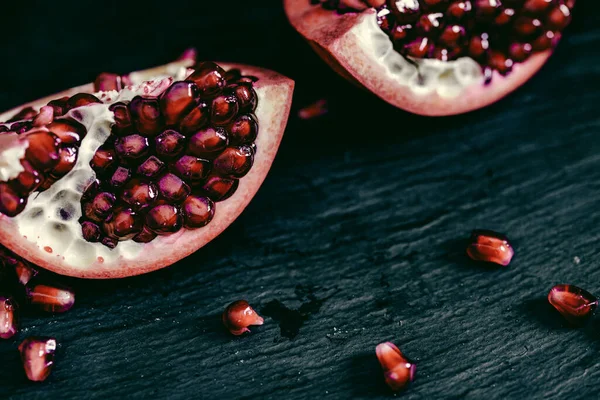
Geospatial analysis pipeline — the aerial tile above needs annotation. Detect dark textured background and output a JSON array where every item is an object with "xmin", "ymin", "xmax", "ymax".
[{"xmin": 1, "ymin": 1, "xmax": 600, "ymax": 399}]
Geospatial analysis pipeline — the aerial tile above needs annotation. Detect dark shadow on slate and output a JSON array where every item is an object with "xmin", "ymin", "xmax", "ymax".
[
  {"xmin": 349, "ymin": 352, "xmax": 391, "ymax": 398},
  {"xmin": 520, "ymin": 297, "xmax": 573, "ymax": 330}
]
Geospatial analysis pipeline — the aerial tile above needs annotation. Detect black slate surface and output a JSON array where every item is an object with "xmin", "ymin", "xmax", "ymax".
[{"xmin": 2, "ymin": 1, "xmax": 600, "ymax": 399}]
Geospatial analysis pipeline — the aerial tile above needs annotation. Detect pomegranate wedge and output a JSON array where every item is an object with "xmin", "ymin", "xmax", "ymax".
[
  {"xmin": 285, "ymin": 0, "xmax": 575, "ymax": 116},
  {"xmin": 0, "ymin": 54, "xmax": 294, "ymax": 278}
]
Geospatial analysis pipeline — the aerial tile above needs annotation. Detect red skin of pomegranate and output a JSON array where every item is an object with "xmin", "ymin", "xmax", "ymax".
[
  {"xmin": 284, "ymin": 2, "xmax": 557, "ymax": 116},
  {"xmin": 0, "ymin": 61, "xmax": 294, "ymax": 279}
]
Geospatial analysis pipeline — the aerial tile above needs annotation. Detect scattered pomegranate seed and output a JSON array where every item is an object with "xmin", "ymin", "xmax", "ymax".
[
  {"xmin": 222, "ymin": 300, "xmax": 264, "ymax": 336},
  {"xmin": 26, "ymin": 282, "xmax": 75, "ymax": 313},
  {"xmin": 298, "ymin": 99, "xmax": 329, "ymax": 120},
  {"xmin": 466, "ymin": 229, "xmax": 514, "ymax": 266},
  {"xmin": 376, "ymin": 342, "xmax": 416, "ymax": 392},
  {"xmin": 548, "ymin": 284, "xmax": 598, "ymax": 325},
  {"xmin": 19, "ymin": 337, "xmax": 57, "ymax": 382},
  {"xmin": 0, "ymin": 296, "xmax": 18, "ymax": 340}
]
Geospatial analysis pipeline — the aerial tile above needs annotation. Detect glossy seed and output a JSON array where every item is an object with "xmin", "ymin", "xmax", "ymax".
[
  {"xmin": 548, "ymin": 284, "xmax": 598, "ymax": 325},
  {"xmin": 182, "ymin": 195, "xmax": 215, "ymax": 228},
  {"xmin": 211, "ymin": 94, "xmax": 240, "ymax": 126},
  {"xmin": 128, "ymin": 96, "xmax": 164, "ymax": 136},
  {"xmin": 146, "ymin": 205, "xmax": 183, "ymax": 234},
  {"xmin": 376, "ymin": 342, "xmax": 416, "ymax": 392},
  {"xmin": 0, "ymin": 183, "xmax": 27, "ymax": 217},
  {"xmin": 114, "ymin": 134, "xmax": 150, "ymax": 163},
  {"xmin": 26, "ymin": 281, "xmax": 75, "ymax": 313},
  {"xmin": 103, "ymin": 208, "xmax": 142, "ymax": 240},
  {"xmin": 202, "ymin": 175, "xmax": 239, "ymax": 201},
  {"xmin": 179, "ymin": 102, "xmax": 210, "ymax": 135},
  {"xmin": 156, "ymin": 129, "xmax": 186, "ymax": 159},
  {"xmin": 222, "ymin": 300, "xmax": 264, "ymax": 335},
  {"xmin": 188, "ymin": 127, "xmax": 229, "ymax": 159},
  {"xmin": 137, "ymin": 156, "xmax": 166, "ymax": 179},
  {"xmin": 212, "ymin": 146, "xmax": 254, "ymax": 178},
  {"xmin": 0, "ymin": 297, "xmax": 18, "ymax": 339},
  {"xmin": 19, "ymin": 337, "xmax": 57, "ymax": 382},
  {"xmin": 121, "ymin": 180, "xmax": 159, "ymax": 210},
  {"xmin": 109, "ymin": 102, "xmax": 133, "ymax": 134},
  {"xmin": 159, "ymin": 81, "xmax": 199, "ymax": 126},
  {"xmin": 187, "ymin": 61, "xmax": 227, "ymax": 97},
  {"xmin": 227, "ymin": 114, "xmax": 259, "ymax": 145},
  {"xmin": 47, "ymin": 119, "xmax": 86, "ymax": 145},
  {"xmin": 172, "ymin": 156, "xmax": 211, "ymax": 185},
  {"xmin": 466, "ymin": 229, "xmax": 514, "ymax": 266}
]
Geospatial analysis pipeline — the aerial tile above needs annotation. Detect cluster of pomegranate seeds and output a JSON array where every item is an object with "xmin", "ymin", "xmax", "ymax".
[
  {"xmin": 315, "ymin": 0, "xmax": 575, "ymax": 79},
  {"xmin": 376, "ymin": 342, "xmax": 416, "ymax": 392},
  {"xmin": 0, "ymin": 100, "xmax": 91, "ymax": 217},
  {"xmin": 81, "ymin": 62, "xmax": 259, "ymax": 248},
  {"xmin": 466, "ymin": 229, "xmax": 514, "ymax": 266},
  {"xmin": 548, "ymin": 284, "xmax": 598, "ymax": 325},
  {"xmin": 0, "ymin": 245, "xmax": 74, "ymax": 382},
  {"xmin": 222, "ymin": 300, "xmax": 264, "ymax": 335}
]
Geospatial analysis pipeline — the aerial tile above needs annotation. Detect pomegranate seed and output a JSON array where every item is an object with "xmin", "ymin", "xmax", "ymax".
[
  {"xmin": 129, "ymin": 96, "xmax": 164, "ymax": 136},
  {"xmin": 548, "ymin": 284, "xmax": 598, "ymax": 325},
  {"xmin": 404, "ymin": 37, "xmax": 432, "ymax": 58},
  {"xmin": 84, "ymin": 192, "xmax": 116, "ymax": 222},
  {"xmin": 103, "ymin": 207, "xmax": 142, "ymax": 240},
  {"xmin": 0, "ymin": 296, "xmax": 18, "ymax": 339},
  {"xmin": 466, "ymin": 229, "xmax": 514, "ymax": 266},
  {"xmin": 474, "ymin": 0, "xmax": 502, "ymax": 17},
  {"xmin": 12, "ymin": 161, "xmax": 43, "ymax": 194},
  {"xmin": 132, "ymin": 226, "xmax": 158, "ymax": 243},
  {"xmin": 137, "ymin": 156, "xmax": 166, "ymax": 179},
  {"xmin": 47, "ymin": 119, "xmax": 86, "ymax": 145},
  {"xmin": 25, "ymin": 131, "xmax": 60, "ymax": 172},
  {"xmin": 212, "ymin": 146, "xmax": 254, "ymax": 178},
  {"xmin": 7, "ymin": 107, "xmax": 37, "ymax": 123},
  {"xmin": 532, "ymin": 30, "xmax": 560, "ymax": 51},
  {"xmin": 157, "ymin": 173, "xmax": 191, "ymax": 203},
  {"xmin": 187, "ymin": 61, "xmax": 227, "ymax": 97},
  {"xmin": 156, "ymin": 130, "xmax": 186, "ymax": 159},
  {"xmin": 50, "ymin": 146, "xmax": 78, "ymax": 178},
  {"xmin": 67, "ymin": 93, "xmax": 102, "ymax": 109},
  {"xmin": 47, "ymin": 97, "xmax": 69, "ymax": 117},
  {"xmin": 468, "ymin": 32, "xmax": 490, "ymax": 58},
  {"xmin": 81, "ymin": 221, "xmax": 102, "ymax": 242},
  {"xmin": 94, "ymin": 72, "xmax": 124, "ymax": 92},
  {"xmin": 114, "ymin": 134, "xmax": 150, "ymax": 163},
  {"xmin": 376, "ymin": 342, "xmax": 416, "ymax": 392},
  {"xmin": 509, "ymin": 42, "xmax": 533, "ymax": 62},
  {"xmin": 513, "ymin": 16, "xmax": 542, "ymax": 37},
  {"xmin": 227, "ymin": 114, "xmax": 259, "ymax": 145},
  {"xmin": 438, "ymin": 24, "xmax": 466, "ymax": 46},
  {"xmin": 416, "ymin": 13, "xmax": 444, "ymax": 34},
  {"xmin": 172, "ymin": 155, "xmax": 211, "ymax": 185},
  {"xmin": 182, "ymin": 195, "xmax": 215, "ymax": 228},
  {"xmin": 110, "ymin": 166, "xmax": 131, "ymax": 188},
  {"xmin": 121, "ymin": 180, "xmax": 159, "ymax": 210},
  {"xmin": 222, "ymin": 300, "xmax": 264, "ymax": 335},
  {"xmin": 446, "ymin": 1, "xmax": 472, "ymax": 19},
  {"xmin": 202, "ymin": 175, "xmax": 239, "ymax": 201},
  {"xmin": 26, "ymin": 282, "xmax": 75, "ymax": 313},
  {"xmin": 494, "ymin": 7, "xmax": 515, "ymax": 25},
  {"xmin": 211, "ymin": 93, "xmax": 240, "ymax": 126},
  {"xmin": 389, "ymin": 0, "xmax": 420, "ymax": 23},
  {"xmin": 90, "ymin": 145, "xmax": 116, "ymax": 172},
  {"xmin": 102, "ymin": 237, "xmax": 118, "ymax": 249},
  {"xmin": 0, "ymin": 183, "xmax": 27, "ymax": 217},
  {"xmin": 145, "ymin": 204, "xmax": 183, "ymax": 234},
  {"xmin": 109, "ymin": 102, "xmax": 133, "ymax": 134},
  {"xmin": 230, "ymin": 84, "xmax": 258, "ymax": 113},
  {"xmin": 523, "ymin": 0, "xmax": 553, "ymax": 13},
  {"xmin": 19, "ymin": 337, "xmax": 57, "ymax": 382},
  {"xmin": 13, "ymin": 258, "xmax": 38, "ymax": 286},
  {"xmin": 487, "ymin": 51, "xmax": 514, "ymax": 75},
  {"xmin": 159, "ymin": 81, "xmax": 199, "ymax": 126},
  {"xmin": 188, "ymin": 127, "xmax": 229, "ymax": 159},
  {"xmin": 547, "ymin": 5, "xmax": 571, "ymax": 30},
  {"xmin": 179, "ymin": 102, "xmax": 210, "ymax": 135}
]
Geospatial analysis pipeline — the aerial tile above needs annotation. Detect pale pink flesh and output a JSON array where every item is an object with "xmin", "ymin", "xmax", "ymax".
[
  {"xmin": 0, "ymin": 63, "xmax": 294, "ymax": 279},
  {"xmin": 284, "ymin": 2, "xmax": 554, "ymax": 116}
]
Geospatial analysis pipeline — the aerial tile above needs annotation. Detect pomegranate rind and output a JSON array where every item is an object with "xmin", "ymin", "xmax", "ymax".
[
  {"xmin": 0, "ymin": 63, "xmax": 294, "ymax": 279},
  {"xmin": 284, "ymin": 2, "xmax": 554, "ymax": 116}
]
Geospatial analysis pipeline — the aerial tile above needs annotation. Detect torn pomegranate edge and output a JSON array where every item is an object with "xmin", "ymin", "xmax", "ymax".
[
  {"xmin": 0, "ymin": 61, "xmax": 294, "ymax": 279},
  {"xmin": 284, "ymin": 1, "xmax": 555, "ymax": 116}
]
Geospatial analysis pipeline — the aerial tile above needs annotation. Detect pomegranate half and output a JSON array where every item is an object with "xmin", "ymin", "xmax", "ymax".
[
  {"xmin": 285, "ymin": 0, "xmax": 575, "ymax": 116},
  {"xmin": 0, "ymin": 54, "xmax": 294, "ymax": 279}
]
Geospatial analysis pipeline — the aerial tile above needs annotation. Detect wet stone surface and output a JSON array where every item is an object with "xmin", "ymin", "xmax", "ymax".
[{"xmin": 0, "ymin": 1, "xmax": 599, "ymax": 399}]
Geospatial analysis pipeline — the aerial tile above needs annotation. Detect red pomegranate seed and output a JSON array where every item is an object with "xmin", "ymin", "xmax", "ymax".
[
  {"xmin": 47, "ymin": 97, "xmax": 69, "ymax": 117},
  {"xmin": 94, "ymin": 72, "xmax": 125, "ymax": 92},
  {"xmin": 25, "ymin": 131, "xmax": 60, "ymax": 172},
  {"xmin": 182, "ymin": 195, "xmax": 215, "ymax": 228},
  {"xmin": 179, "ymin": 102, "xmax": 210, "ymax": 135},
  {"xmin": 523, "ymin": 0, "xmax": 553, "ymax": 13},
  {"xmin": 156, "ymin": 129, "xmax": 186, "ymax": 159},
  {"xmin": 188, "ymin": 127, "xmax": 229, "ymax": 158},
  {"xmin": 121, "ymin": 180, "xmax": 159, "ymax": 210},
  {"xmin": 187, "ymin": 61, "xmax": 227, "ymax": 97},
  {"xmin": 132, "ymin": 226, "xmax": 158, "ymax": 243},
  {"xmin": 376, "ymin": 342, "xmax": 416, "ymax": 392},
  {"xmin": 159, "ymin": 81, "xmax": 199, "ymax": 126},
  {"xmin": 0, "ymin": 296, "xmax": 18, "ymax": 340},
  {"xmin": 50, "ymin": 146, "xmax": 78, "ymax": 178},
  {"xmin": 212, "ymin": 146, "xmax": 254, "ymax": 178},
  {"xmin": 172, "ymin": 155, "xmax": 210, "ymax": 185},
  {"xmin": 26, "ymin": 282, "xmax": 75, "ymax": 313},
  {"xmin": 547, "ymin": 5, "xmax": 571, "ymax": 30},
  {"xmin": 446, "ymin": 1, "xmax": 472, "ymax": 19},
  {"xmin": 548, "ymin": 284, "xmax": 598, "ymax": 325},
  {"xmin": 0, "ymin": 183, "xmax": 27, "ymax": 217},
  {"xmin": 81, "ymin": 221, "xmax": 102, "ymax": 242},
  {"xmin": 230, "ymin": 84, "xmax": 258, "ymax": 113},
  {"xmin": 129, "ymin": 96, "xmax": 164, "ymax": 136},
  {"xmin": 211, "ymin": 93, "xmax": 240, "ymax": 126},
  {"xmin": 137, "ymin": 156, "xmax": 166, "ymax": 179},
  {"xmin": 109, "ymin": 102, "xmax": 133, "ymax": 134},
  {"xmin": 466, "ymin": 230, "xmax": 514, "ymax": 266},
  {"xmin": 47, "ymin": 119, "xmax": 86, "ymax": 145},
  {"xmin": 85, "ymin": 192, "xmax": 116, "ymax": 222},
  {"xmin": 532, "ymin": 30, "xmax": 560, "ymax": 51},
  {"xmin": 12, "ymin": 161, "xmax": 43, "ymax": 194},
  {"xmin": 222, "ymin": 300, "xmax": 264, "ymax": 335},
  {"xmin": 202, "ymin": 175, "xmax": 239, "ymax": 201},
  {"xmin": 110, "ymin": 166, "xmax": 131, "ymax": 188},
  {"xmin": 114, "ymin": 134, "xmax": 150, "ymax": 163},
  {"xmin": 66, "ymin": 93, "xmax": 102, "ymax": 109},
  {"xmin": 13, "ymin": 258, "xmax": 38, "ymax": 286},
  {"xmin": 19, "ymin": 337, "xmax": 57, "ymax": 382},
  {"xmin": 227, "ymin": 114, "xmax": 259, "ymax": 145},
  {"xmin": 404, "ymin": 37, "xmax": 432, "ymax": 58},
  {"xmin": 145, "ymin": 204, "xmax": 183, "ymax": 234},
  {"xmin": 90, "ymin": 145, "xmax": 116, "ymax": 172},
  {"xmin": 469, "ymin": 32, "xmax": 490, "ymax": 58},
  {"xmin": 103, "ymin": 208, "xmax": 142, "ymax": 240},
  {"xmin": 157, "ymin": 173, "xmax": 190, "ymax": 203}
]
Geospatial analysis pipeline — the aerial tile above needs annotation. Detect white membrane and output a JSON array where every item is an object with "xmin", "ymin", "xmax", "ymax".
[
  {"xmin": 354, "ymin": 12, "xmax": 484, "ymax": 98},
  {"xmin": 0, "ymin": 135, "xmax": 27, "ymax": 181}
]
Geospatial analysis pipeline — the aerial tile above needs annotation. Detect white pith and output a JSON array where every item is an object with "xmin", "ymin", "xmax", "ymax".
[
  {"xmin": 4, "ymin": 62, "xmax": 243, "ymax": 268},
  {"xmin": 0, "ymin": 134, "xmax": 28, "ymax": 181},
  {"xmin": 354, "ymin": 11, "xmax": 484, "ymax": 98}
]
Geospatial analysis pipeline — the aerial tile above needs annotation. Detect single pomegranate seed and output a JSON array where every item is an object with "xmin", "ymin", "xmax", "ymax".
[
  {"xmin": 156, "ymin": 130, "xmax": 186, "ymax": 159},
  {"xmin": 103, "ymin": 207, "xmax": 142, "ymax": 240},
  {"xmin": 121, "ymin": 180, "xmax": 159, "ymax": 210},
  {"xmin": 94, "ymin": 72, "xmax": 125, "ymax": 92},
  {"xmin": 187, "ymin": 61, "xmax": 227, "ymax": 97},
  {"xmin": 531, "ymin": 30, "xmax": 560, "ymax": 51},
  {"xmin": 47, "ymin": 119, "xmax": 86, "ymax": 145},
  {"xmin": 392, "ymin": 24, "xmax": 413, "ymax": 41},
  {"xmin": 157, "ymin": 173, "xmax": 191, "ymax": 203},
  {"xmin": 81, "ymin": 221, "xmax": 102, "ymax": 242},
  {"xmin": 50, "ymin": 146, "xmax": 78, "ymax": 178},
  {"xmin": 102, "ymin": 237, "xmax": 118, "ymax": 249},
  {"xmin": 298, "ymin": 99, "xmax": 329, "ymax": 121},
  {"xmin": 488, "ymin": 51, "xmax": 514, "ymax": 75},
  {"xmin": 404, "ymin": 37, "xmax": 432, "ymax": 58},
  {"xmin": 13, "ymin": 258, "xmax": 38, "ymax": 286},
  {"xmin": 0, "ymin": 183, "xmax": 27, "ymax": 217},
  {"xmin": 12, "ymin": 161, "xmax": 43, "ymax": 194},
  {"xmin": 475, "ymin": 0, "xmax": 503, "ymax": 17},
  {"xmin": 389, "ymin": 0, "xmax": 420, "ymax": 23},
  {"xmin": 523, "ymin": 0, "xmax": 553, "ymax": 13},
  {"xmin": 447, "ymin": 1, "xmax": 472, "ymax": 19},
  {"xmin": 25, "ymin": 131, "xmax": 60, "ymax": 172},
  {"xmin": 182, "ymin": 195, "xmax": 215, "ymax": 228},
  {"xmin": 109, "ymin": 102, "xmax": 133, "ymax": 134},
  {"xmin": 114, "ymin": 134, "xmax": 150, "ymax": 163},
  {"xmin": 137, "ymin": 156, "xmax": 166, "ymax": 179},
  {"xmin": 469, "ymin": 32, "xmax": 490, "ymax": 58},
  {"xmin": 26, "ymin": 281, "xmax": 75, "ymax": 313},
  {"xmin": 202, "ymin": 175, "xmax": 239, "ymax": 201},
  {"xmin": 84, "ymin": 192, "xmax": 116, "ymax": 222},
  {"xmin": 431, "ymin": 46, "xmax": 460, "ymax": 61},
  {"xmin": 222, "ymin": 300, "xmax": 264, "ymax": 335},
  {"xmin": 438, "ymin": 24, "xmax": 466, "ymax": 46},
  {"xmin": 547, "ymin": 5, "xmax": 571, "ymax": 30},
  {"xmin": 548, "ymin": 284, "xmax": 598, "ymax": 325},
  {"xmin": 146, "ymin": 204, "xmax": 183, "ymax": 234},
  {"xmin": 128, "ymin": 96, "xmax": 164, "ymax": 136},
  {"xmin": 416, "ymin": 13, "xmax": 444, "ymax": 34},
  {"xmin": 179, "ymin": 102, "xmax": 210, "ymax": 135},
  {"xmin": 188, "ymin": 127, "xmax": 229, "ymax": 159},
  {"xmin": 230, "ymin": 84, "xmax": 258, "ymax": 113},
  {"xmin": 159, "ymin": 81, "xmax": 199, "ymax": 126},
  {"xmin": 495, "ymin": 7, "xmax": 515, "ymax": 25},
  {"xmin": 376, "ymin": 342, "xmax": 416, "ymax": 392},
  {"xmin": 224, "ymin": 68, "xmax": 242, "ymax": 82},
  {"xmin": 466, "ymin": 229, "xmax": 514, "ymax": 266},
  {"xmin": 509, "ymin": 42, "xmax": 533, "ymax": 61},
  {"xmin": 0, "ymin": 296, "xmax": 18, "ymax": 339},
  {"xmin": 90, "ymin": 145, "xmax": 116, "ymax": 173},
  {"xmin": 66, "ymin": 93, "xmax": 102, "ymax": 109},
  {"xmin": 227, "ymin": 114, "xmax": 259, "ymax": 145},
  {"xmin": 211, "ymin": 93, "xmax": 240, "ymax": 126},
  {"xmin": 132, "ymin": 226, "xmax": 158, "ymax": 243},
  {"xmin": 212, "ymin": 146, "xmax": 254, "ymax": 178},
  {"xmin": 110, "ymin": 166, "xmax": 131, "ymax": 188},
  {"xmin": 47, "ymin": 97, "xmax": 69, "ymax": 117},
  {"xmin": 513, "ymin": 16, "xmax": 542, "ymax": 37},
  {"xmin": 19, "ymin": 337, "xmax": 57, "ymax": 382},
  {"xmin": 172, "ymin": 156, "xmax": 211, "ymax": 185}
]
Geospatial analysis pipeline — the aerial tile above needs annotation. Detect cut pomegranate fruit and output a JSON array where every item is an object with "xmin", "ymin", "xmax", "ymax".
[
  {"xmin": 285, "ymin": 0, "xmax": 575, "ymax": 115},
  {"xmin": 0, "ymin": 52, "xmax": 294, "ymax": 278}
]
